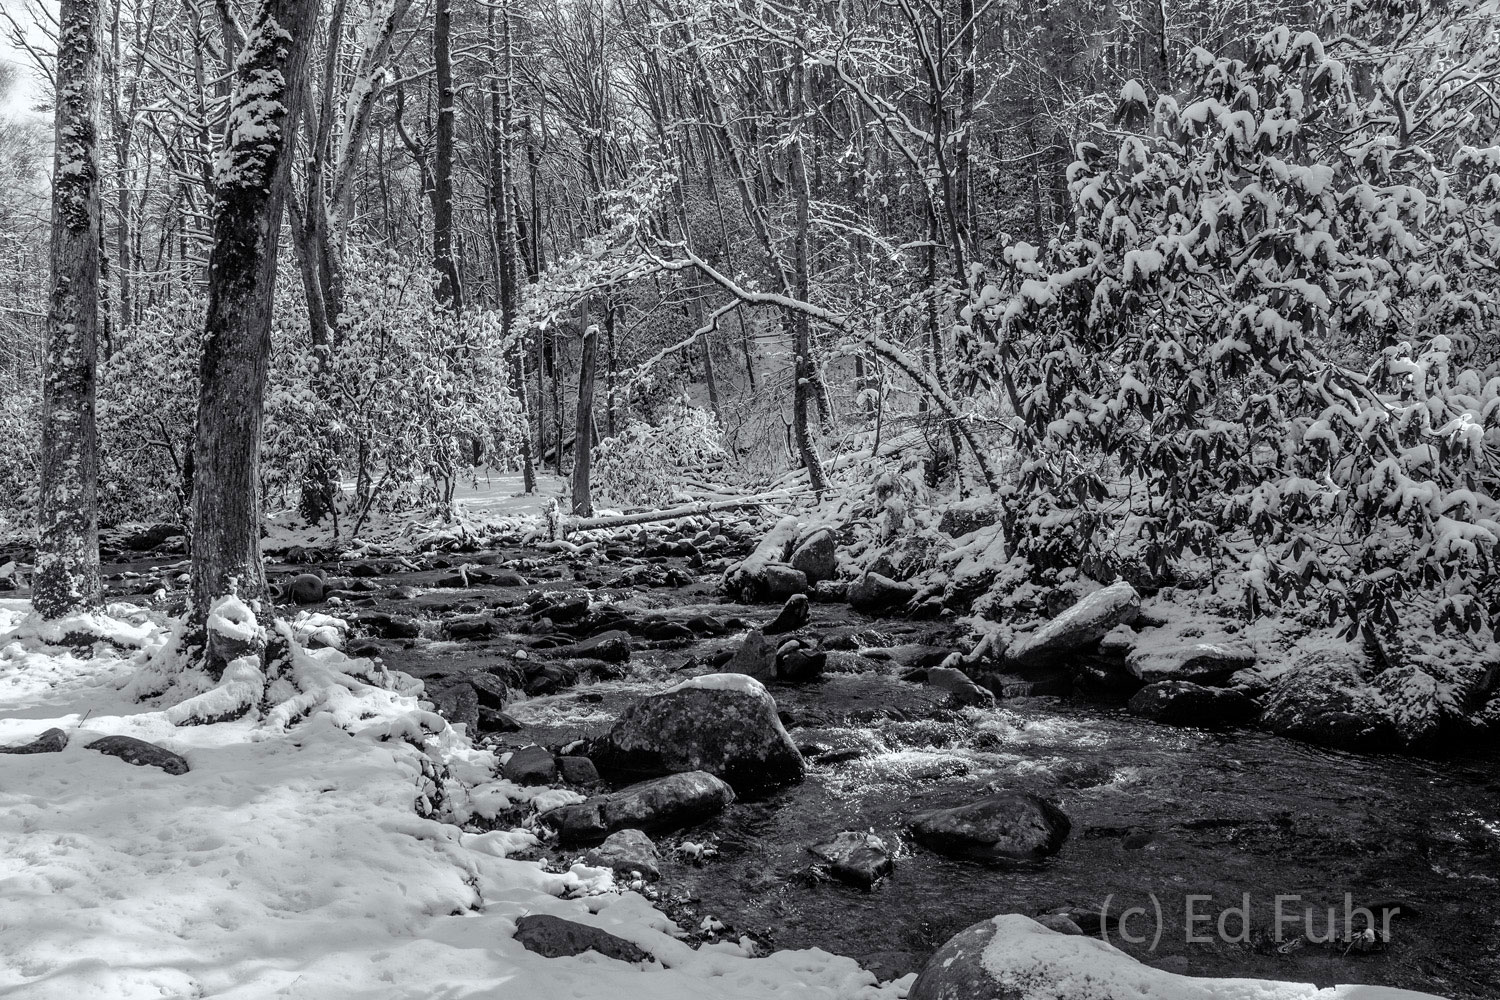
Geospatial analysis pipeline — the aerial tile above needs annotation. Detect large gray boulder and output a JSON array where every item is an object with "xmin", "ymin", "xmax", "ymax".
[
  {"xmin": 539, "ymin": 771, "xmax": 735, "ymax": 844},
  {"xmin": 910, "ymin": 793, "xmax": 1070, "ymax": 860},
  {"xmin": 848, "ymin": 572, "xmax": 916, "ymax": 613},
  {"xmin": 591, "ymin": 674, "xmax": 805, "ymax": 792},
  {"xmin": 1005, "ymin": 581, "xmax": 1140, "ymax": 668},
  {"xmin": 585, "ymin": 828, "xmax": 662, "ymax": 881},
  {"xmin": 1126, "ymin": 640, "xmax": 1255, "ymax": 685},
  {"xmin": 1260, "ymin": 649, "xmax": 1392, "ymax": 751},
  {"xmin": 789, "ymin": 528, "xmax": 838, "ymax": 584},
  {"xmin": 1127, "ymin": 680, "xmax": 1256, "ymax": 726}
]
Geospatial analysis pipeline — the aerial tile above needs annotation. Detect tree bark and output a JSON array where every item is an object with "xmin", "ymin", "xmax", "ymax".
[
  {"xmin": 35, "ymin": 0, "xmax": 104, "ymax": 620},
  {"xmin": 789, "ymin": 54, "xmax": 829, "ymax": 493},
  {"xmin": 571, "ymin": 324, "xmax": 597, "ymax": 516},
  {"xmin": 190, "ymin": 0, "xmax": 316, "ymax": 625},
  {"xmin": 433, "ymin": 0, "xmax": 461, "ymax": 309}
]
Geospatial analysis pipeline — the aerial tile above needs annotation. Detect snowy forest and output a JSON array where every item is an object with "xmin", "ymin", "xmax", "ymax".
[{"xmin": 1, "ymin": 0, "xmax": 1499, "ymax": 997}]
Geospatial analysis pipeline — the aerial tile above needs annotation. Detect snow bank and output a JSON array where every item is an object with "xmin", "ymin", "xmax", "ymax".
[{"xmin": 0, "ymin": 604, "xmax": 904, "ymax": 1000}]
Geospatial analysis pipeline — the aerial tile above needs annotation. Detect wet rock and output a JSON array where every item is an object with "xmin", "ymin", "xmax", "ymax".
[
  {"xmin": 1126, "ymin": 641, "xmax": 1256, "ymax": 685},
  {"xmin": 789, "ymin": 528, "xmax": 837, "ymax": 584},
  {"xmin": 489, "ymin": 568, "xmax": 529, "ymax": 587},
  {"xmin": 478, "ymin": 707, "xmax": 522, "ymax": 733},
  {"xmin": 1128, "ymin": 680, "xmax": 1256, "ymax": 726},
  {"xmin": 910, "ymin": 792, "xmax": 1070, "ymax": 860},
  {"xmin": 0, "ymin": 727, "xmax": 68, "ymax": 754},
  {"xmin": 762, "ymin": 594, "xmax": 810, "ymax": 636},
  {"xmin": 848, "ymin": 572, "xmax": 916, "ymax": 613},
  {"xmin": 502, "ymin": 745, "xmax": 557, "ymax": 785},
  {"xmin": 762, "ymin": 562, "xmax": 809, "ymax": 599},
  {"xmin": 570, "ymin": 630, "xmax": 632, "ymax": 663},
  {"xmin": 429, "ymin": 683, "xmax": 479, "ymax": 731},
  {"xmin": 637, "ymin": 619, "xmax": 696, "ymax": 641},
  {"xmin": 346, "ymin": 560, "xmax": 386, "ymax": 578},
  {"xmin": 585, "ymin": 828, "xmax": 661, "ymax": 880},
  {"xmin": 540, "ymin": 771, "xmax": 736, "ymax": 843},
  {"xmin": 987, "ymin": 670, "xmax": 1072, "ymax": 698},
  {"xmin": 558, "ymin": 756, "xmax": 600, "ymax": 785},
  {"xmin": 522, "ymin": 661, "xmax": 584, "ymax": 696},
  {"xmin": 591, "ymin": 675, "xmax": 805, "ymax": 793},
  {"xmin": 725, "ymin": 629, "xmax": 777, "ymax": 682},
  {"xmin": 1005, "ymin": 581, "xmax": 1141, "ymax": 669},
  {"xmin": 85, "ymin": 735, "xmax": 189, "ymax": 775},
  {"xmin": 513, "ymin": 914, "xmax": 653, "ymax": 964},
  {"xmin": 122, "ymin": 522, "xmax": 185, "ymax": 551},
  {"xmin": 353, "ymin": 611, "xmax": 422, "ymax": 640},
  {"xmin": 286, "ymin": 573, "xmax": 325, "ymax": 604},
  {"xmin": 530, "ymin": 592, "xmax": 591, "ymax": 623},
  {"xmin": 468, "ymin": 672, "xmax": 510, "ymax": 709},
  {"xmin": 809, "ymin": 831, "xmax": 894, "ymax": 889},
  {"xmin": 926, "ymin": 666, "xmax": 994, "ymax": 707},
  {"xmin": 445, "ymin": 615, "xmax": 496, "ymax": 641},
  {"xmin": 810, "ymin": 579, "xmax": 848, "ymax": 603},
  {"xmin": 1260, "ymin": 649, "xmax": 1394, "ymax": 751},
  {"xmin": 776, "ymin": 641, "xmax": 826, "ymax": 683}
]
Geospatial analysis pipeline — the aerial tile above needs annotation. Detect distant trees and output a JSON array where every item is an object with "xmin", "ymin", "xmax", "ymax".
[{"xmin": 34, "ymin": 0, "xmax": 103, "ymax": 619}]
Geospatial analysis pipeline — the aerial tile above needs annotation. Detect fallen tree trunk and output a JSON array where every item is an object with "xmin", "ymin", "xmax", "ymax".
[{"xmin": 563, "ymin": 491, "xmax": 812, "ymax": 535}]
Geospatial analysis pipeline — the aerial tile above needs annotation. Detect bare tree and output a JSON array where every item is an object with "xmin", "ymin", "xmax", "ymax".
[{"xmin": 34, "ymin": 0, "xmax": 103, "ymax": 620}]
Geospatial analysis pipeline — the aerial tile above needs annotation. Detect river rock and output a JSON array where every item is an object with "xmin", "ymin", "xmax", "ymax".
[
  {"xmin": 286, "ymin": 573, "xmax": 325, "ymax": 604},
  {"xmin": 430, "ymin": 683, "xmax": 480, "ymax": 731},
  {"xmin": 1005, "ymin": 581, "xmax": 1141, "ymax": 669},
  {"xmin": 540, "ymin": 771, "xmax": 736, "ymax": 843},
  {"xmin": 513, "ymin": 914, "xmax": 653, "ymax": 964},
  {"xmin": 502, "ymin": 745, "xmax": 557, "ymax": 785},
  {"xmin": 910, "ymin": 793, "xmax": 1070, "ymax": 860},
  {"xmin": 1128, "ymin": 680, "xmax": 1256, "ymax": 726},
  {"xmin": 761, "ymin": 562, "xmax": 809, "ymax": 599},
  {"xmin": 445, "ymin": 615, "xmax": 495, "ymax": 640},
  {"xmin": 571, "ymin": 630, "xmax": 633, "ymax": 663},
  {"xmin": 593, "ymin": 675, "xmax": 805, "ymax": 792},
  {"xmin": 848, "ymin": 572, "xmax": 916, "ymax": 613},
  {"xmin": 1260, "ymin": 649, "xmax": 1393, "ymax": 751},
  {"xmin": 353, "ymin": 611, "xmax": 422, "ymax": 640},
  {"xmin": 725, "ymin": 629, "xmax": 777, "ymax": 682},
  {"xmin": 585, "ymin": 828, "xmax": 662, "ymax": 880},
  {"xmin": 558, "ymin": 755, "xmax": 600, "ymax": 785},
  {"xmin": 122, "ymin": 522, "xmax": 185, "ymax": 551},
  {"xmin": 763, "ymin": 594, "xmax": 810, "ymax": 636},
  {"xmin": 927, "ymin": 666, "xmax": 995, "ymax": 707},
  {"xmin": 478, "ymin": 707, "xmax": 523, "ymax": 733},
  {"xmin": 0, "ymin": 727, "xmax": 68, "ymax": 754},
  {"xmin": 468, "ymin": 672, "xmax": 510, "ymax": 709},
  {"xmin": 85, "ymin": 735, "xmax": 189, "ymax": 775},
  {"xmin": 809, "ymin": 831, "xmax": 894, "ymax": 888},
  {"xmin": 775, "ymin": 641, "xmax": 826, "ymax": 683},
  {"xmin": 1126, "ymin": 641, "xmax": 1255, "ymax": 685},
  {"xmin": 789, "ymin": 528, "xmax": 837, "ymax": 583}
]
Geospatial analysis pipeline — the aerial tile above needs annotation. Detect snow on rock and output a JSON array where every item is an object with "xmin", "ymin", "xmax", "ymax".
[
  {"xmin": 1126, "ymin": 641, "xmax": 1257, "ymax": 685},
  {"xmin": 908, "ymin": 914, "xmax": 1446, "ymax": 1000},
  {"xmin": 1005, "ymin": 581, "xmax": 1141, "ymax": 668},
  {"xmin": 0, "ymin": 605, "xmax": 907, "ymax": 1000}
]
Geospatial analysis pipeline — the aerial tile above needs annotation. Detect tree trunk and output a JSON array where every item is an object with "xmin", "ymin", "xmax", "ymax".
[
  {"xmin": 35, "ymin": 0, "xmax": 104, "ymax": 620},
  {"xmin": 789, "ymin": 56, "xmax": 829, "ymax": 493},
  {"xmin": 571, "ymin": 324, "xmax": 597, "ymax": 516},
  {"xmin": 190, "ymin": 0, "xmax": 316, "ymax": 626},
  {"xmin": 432, "ymin": 0, "xmax": 461, "ymax": 309}
]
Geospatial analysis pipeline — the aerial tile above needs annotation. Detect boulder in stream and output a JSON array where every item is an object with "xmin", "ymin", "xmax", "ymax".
[
  {"xmin": 540, "ymin": 771, "xmax": 736, "ymax": 843},
  {"xmin": 848, "ymin": 572, "xmax": 916, "ymax": 613},
  {"xmin": 910, "ymin": 792, "xmax": 1070, "ymax": 860},
  {"xmin": 725, "ymin": 629, "xmax": 777, "ymax": 682},
  {"xmin": 502, "ymin": 745, "xmax": 557, "ymax": 785},
  {"xmin": 1128, "ymin": 680, "xmax": 1256, "ymax": 726},
  {"xmin": 809, "ymin": 831, "xmax": 894, "ymax": 889},
  {"xmin": 591, "ymin": 674, "xmax": 805, "ymax": 793},
  {"xmin": 585, "ymin": 828, "xmax": 662, "ymax": 880},
  {"xmin": 1126, "ymin": 641, "xmax": 1255, "ymax": 685},
  {"xmin": 1259, "ymin": 649, "xmax": 1394, "ymax": 751},
  {"xmin": 762, "ymin": 594, "xmax": 810, "ymax": 636},
  {"xmin": 1004, "ymin": 581, "xmax": 1140, "ymax": 669},
  {"xmin": 926, "ymin": 666, "xmax": 994, "ymax": 707}
]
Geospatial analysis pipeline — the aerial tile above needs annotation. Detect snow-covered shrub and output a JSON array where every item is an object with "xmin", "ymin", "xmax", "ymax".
[
  {"xmin": 591, "ymin": 396, "xmax": 725, "ymax": 506},
  {"xmin": 0, "ymin": 377, "xmax": 39, "ymax": 536},
  {"xmin": 966, "ymin": 8, "xmax": 1500, "ymax": 639}
]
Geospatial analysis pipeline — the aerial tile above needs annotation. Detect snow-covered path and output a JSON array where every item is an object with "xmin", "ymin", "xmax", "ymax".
[{"xmin": 0, "ymin": 601, "xmax": 899, "ymax": 1000}]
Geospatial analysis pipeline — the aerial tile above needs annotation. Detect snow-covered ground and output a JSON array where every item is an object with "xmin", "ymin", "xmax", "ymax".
[{"xmin": 0, "ymin": 599, "xmax": 900, "ymax": 1000}]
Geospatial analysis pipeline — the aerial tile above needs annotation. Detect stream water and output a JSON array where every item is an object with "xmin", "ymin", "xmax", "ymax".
[{"xmin": 78, "ymin": 543, "xmax": 1500, "ymax": 999}]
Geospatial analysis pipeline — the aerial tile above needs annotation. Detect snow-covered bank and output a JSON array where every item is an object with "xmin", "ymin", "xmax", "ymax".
[{"xmin": 0, "ymin": 601, "xmax": 899, "ymax": 1000}]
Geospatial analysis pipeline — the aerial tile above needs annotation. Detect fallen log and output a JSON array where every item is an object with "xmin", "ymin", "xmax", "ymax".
[{"xmin": 563, "ymin": 491, "xmax": 812, "ymax": 535}]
